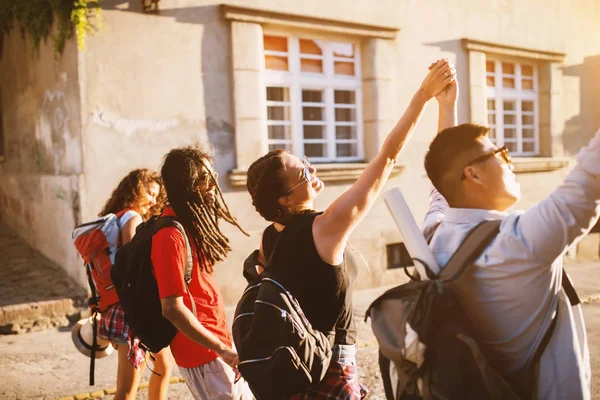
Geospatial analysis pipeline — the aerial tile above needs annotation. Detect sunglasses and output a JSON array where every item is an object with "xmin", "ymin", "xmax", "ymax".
[
  {"xmin": 199, "ymin": 170, "xmax": 218, "ymax": 184},
  {"xmin": 460, "ymin": 146, "xmax": 512, "ymax": 181},
  {"xmin": 285, "ymin": 155, "xmax": 313, "ymax": 194}
]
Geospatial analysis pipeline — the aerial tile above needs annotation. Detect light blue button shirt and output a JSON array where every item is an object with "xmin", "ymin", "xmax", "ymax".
[{"xmin": 422, "ymin": 129, "xmax": 600, "ymax": 400}]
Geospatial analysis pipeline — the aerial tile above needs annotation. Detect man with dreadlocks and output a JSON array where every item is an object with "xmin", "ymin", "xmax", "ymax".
[{"xmin": 151, "ymin": 145, "xmax": 253, "ymax": 399}]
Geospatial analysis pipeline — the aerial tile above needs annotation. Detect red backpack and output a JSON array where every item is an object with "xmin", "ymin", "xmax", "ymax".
[{"xmin": 72, "ymin": 212, "xmax": 130, "ymax": 311}]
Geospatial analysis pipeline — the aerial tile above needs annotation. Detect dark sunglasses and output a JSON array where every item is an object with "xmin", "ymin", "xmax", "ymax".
[
  {"xmin": 285, "ymin": 155, "xmax": 312, "ymax": 194},
  {"xmin": 460, "ymin": 146, "xmax": 512, "ymax": 181}
]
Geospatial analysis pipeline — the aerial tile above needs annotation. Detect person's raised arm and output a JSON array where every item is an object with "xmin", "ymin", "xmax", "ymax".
[
  {"xmin": 510, "ymin": 128, "xmax": 600, "ymax": 264},
  {"xmin": 314, "ymin": 60, "xmax": 455, "ymax": 259},
  {"xmin": 423, "ymin": 63, "xmax": 458, "ymax": 229}
]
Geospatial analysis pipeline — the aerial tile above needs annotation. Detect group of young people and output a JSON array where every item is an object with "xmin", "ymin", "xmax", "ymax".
[{"xmin": 94, "ymin": 58, "xmax": 600, "ymax": 399}]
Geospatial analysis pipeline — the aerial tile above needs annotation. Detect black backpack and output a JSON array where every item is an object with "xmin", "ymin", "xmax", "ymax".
[
  {"xmin": 366, "ymin": 220, "xmax": 532, "ymax": 400},
  {"xmin": 111, "ymin": 216, "xmax": 196, "ymax": 353},
  {"xmin": 232, "ymin": 215, "xmax": 333, "ymax": 400}
]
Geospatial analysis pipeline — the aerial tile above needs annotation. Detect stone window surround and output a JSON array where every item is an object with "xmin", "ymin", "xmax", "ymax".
[
  {"xmin": 222, "ymin": 5, "xmax": 403, "ymax": 186},
  {"xmin": 463, "ymin": 38, "xmax": 569, "ymax": 173}
]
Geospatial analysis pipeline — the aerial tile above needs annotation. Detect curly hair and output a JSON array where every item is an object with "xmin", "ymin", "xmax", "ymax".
[
  {"xmin": 99, "ymin": 169, "xmax": 164, "ymax": 220},
  {"xmin": 247, "ymin": 150, "xmax": 315, "ymax": 224},
  {"xmin": 161, "ymin": 145, "xmax": 248, "ymax": 273}
]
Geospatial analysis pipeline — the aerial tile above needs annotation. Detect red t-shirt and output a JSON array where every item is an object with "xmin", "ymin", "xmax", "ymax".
[{"xmin": 151, "ymin": 207, "xmax": 232, "ymax": 368}]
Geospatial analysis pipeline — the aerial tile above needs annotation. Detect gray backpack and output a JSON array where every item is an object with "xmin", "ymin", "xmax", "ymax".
[{"xmin": 366, "ymin": 220, "xmax": 546, "ymax": 400}]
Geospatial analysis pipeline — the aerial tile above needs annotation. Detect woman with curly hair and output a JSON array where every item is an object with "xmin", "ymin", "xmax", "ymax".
[
  {"xmin": 246, "ymin": 60, "xmax": 455, "ymax": 399},
  {"xmin": 98, "ymin": 168, "xmax": 174, "ymax": 400}
]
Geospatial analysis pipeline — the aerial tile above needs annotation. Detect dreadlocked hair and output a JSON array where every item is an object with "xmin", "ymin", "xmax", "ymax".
[
  {"xmin": 247, "ymin": 149, "xmax": 316, "ymax": 224},
  {"xmin": 99, "ymin": 168, "xmax": 164, "ymax": 221},
  {"xmin": 161, "ymin": 145, "xmax": 248, "ymax": 273}
]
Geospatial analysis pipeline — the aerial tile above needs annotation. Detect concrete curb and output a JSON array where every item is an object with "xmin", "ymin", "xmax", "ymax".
[{"xmin": 56, "ymin": 377, "xmax": 186, "ymax": 400}]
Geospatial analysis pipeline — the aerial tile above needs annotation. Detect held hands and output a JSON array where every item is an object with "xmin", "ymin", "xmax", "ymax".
[
  {"xmin": 419, "ymin": 59, "xmax": 456, "ymax": 102},
  {"xmin": 219, "ymin": 346, "xmax": 242, "ymax": 381},
  {"xmin": 428, "ymin": 59, "xmax": 458, "ymax": 105}
]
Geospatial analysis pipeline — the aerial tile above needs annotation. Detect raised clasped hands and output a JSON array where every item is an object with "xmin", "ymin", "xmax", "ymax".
[{"xmin": 419, "ymin": 59, "xmax": 457, "ymax": 103}]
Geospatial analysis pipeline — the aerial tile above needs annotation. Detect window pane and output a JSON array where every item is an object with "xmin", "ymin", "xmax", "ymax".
[
  {"xmin": 336, "ymin": 142, "xmax": 358, "ymax": 158},
  {"xmin": 335, "ymin": 108, "xmax": 356, "ymax": 122},
  {"xmin": 504, "ymin": 101, "xmax": 516, "ymax": 111},
  {"xmin": 502, "ymin": 63, "xmax": 515, "ymax": 75},
  {"xmin": 332, "ymin": 42, "xmax": 354, "ymax": 58},
  {"xmin": 302, "ymin": 90, "xmax": 323, "ymax": 103},
  {"xmin": 503, "ymin": 114, "xmax": 516, "ymax": 125},
  {"xmin": 335, "ymin": 61, "xmax": 355, "ymax": 76},
  {"xmin": 335, "ymin": 90, "xmax": 356, "ymax": 105},
  {"xmin": 268, "ymin": 125, "xmax": 291, "ymax": 140},
  {"xmin": 487, "ymin": 99, "xmax": 496, "ymax": 111},
  {"xmin": 522, "ymin": 79, "xmax": 534, "ymax": 90},
  {"xmin": 521, "ymin": 65, "xmax": 534, "ymax": 77},
  {"xmin": 264, "ymin": 35, "xmax": 287, "ymax": 52},
  {"xmin": 302, "ymin": 107, "xmax": 324, "ymax": 121},
  {"xmin": 522, "ymin": 101, "xmax": 534, "ymax": 112},
  {"xmin": 486, "ymin": 61, "xmax": 495, "ymax": 73},
  {"xmin": 269, "ymin": 143, "xmax": 291, "ymax": 152},
  {"xmin": 300, "ymin": 58, "xmax": 323, "ymax": 73},
  {"xmin": 487, "ymin": 113, "xmax": 496, "ymax": 125},
  {"xmin": 268, "ymin": 106, "xmax": 290, "ymax": 121},
  {"xmin": 303, "ymin": 125, "xmax": 326, "ymax": 140},
  {"xmin": 267, "ymin": 87, "xmax": 289, "ymax": 102},
  {"xmin": 505, "ymin": 128, "xmax": 516, "ymax": 139},
  {"xmin": 299, "ymin": 39, "xmax": 323, "ymax": 55},
  {"xmin": 522, "ymin": 114, "xmax": 534, "ymax": 126},
  {"xmin": 486, "ymin": 76, "xmax": 496, "ymax": 87},
  {"xmin": 522, "ymin": 141, "xmax": 535, "ymax": 153},
  {"xmin": 489, "ymin": 127, "xmax": 496, "ymax": 140},
  {"xmin": 336, "ymin": 125, "xmax": 357, "ymax": 140},
  {"xmin": 304, "ymin": 143, "xmax": 327, "ymax": 157},
  {"xmin": 504, "ymin": 142, "xmax": 517, "ymax": 153},
  {"xmin": 265, "ymin": 55, "xmax": 288, "ymax": 71},
  {"xmin": 523, "ymin": 128, "xmax": 535, "ymax": 139},
  {"xmin": 503, "ymin": 77, "xmax": 515, "ymax": 88}
]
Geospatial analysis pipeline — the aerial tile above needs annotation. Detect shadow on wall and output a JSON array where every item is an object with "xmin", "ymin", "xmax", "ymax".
[
  {"xmin": 423, "ymin": 39, "xmax": 470, "ymax": 123},
  {"xmin": 102, "ymin": 1, "xmax": 238, "ymax": 192},
  {"xmin": 562, "ymin": 54, "xmax": 600, "ymax": 156}
]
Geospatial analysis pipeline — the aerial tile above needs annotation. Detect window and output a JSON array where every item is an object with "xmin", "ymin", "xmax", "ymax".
[
  {"xmin": 386, "ymin": 242, "xmax": 414, "ymax": 270},
  {"xmin": 264, "ymin": 34, "xmax": 363, "ymax": 162},
  {"xmin": 485, "ymin": 60, "xmax": 539, "ymax": 156}
]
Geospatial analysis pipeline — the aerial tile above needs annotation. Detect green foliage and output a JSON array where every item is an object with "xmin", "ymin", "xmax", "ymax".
[{"xmin": 0, "ymin": 0, "xmax": 101, "ymax": 57}]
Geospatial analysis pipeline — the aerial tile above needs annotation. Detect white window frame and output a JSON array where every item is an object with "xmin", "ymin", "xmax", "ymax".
[
  {"xmin": 485, "ymin": 59, "xmax": 539, "ymax": 156},
  {"xmin": 264, "ymin": 33, "xmax": 364, "ymax": 163}
]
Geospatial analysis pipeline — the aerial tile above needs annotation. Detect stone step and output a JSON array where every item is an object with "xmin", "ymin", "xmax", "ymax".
[{"xmin": 0, "ymin": 223, "xmax": 87, "ymax": 334}]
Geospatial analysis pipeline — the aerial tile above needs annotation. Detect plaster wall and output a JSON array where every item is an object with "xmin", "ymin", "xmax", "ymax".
[{"xmin": 0, "ymin": 25, "xmax": 85, "ymax": 284}]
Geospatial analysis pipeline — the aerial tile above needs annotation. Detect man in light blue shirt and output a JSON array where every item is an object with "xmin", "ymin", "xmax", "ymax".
[{"xmin": 422, "ymin": 79, "xmax": 598, "ymax": 399}]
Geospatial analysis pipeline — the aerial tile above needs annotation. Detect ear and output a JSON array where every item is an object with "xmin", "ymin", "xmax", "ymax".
[
  {"xmin": 278, "ymin": 195, "xmax": 292, "ymax": 208},
  {"xmin": 463, "ymin": 165, "xmax": 484, "ymax": 185}
]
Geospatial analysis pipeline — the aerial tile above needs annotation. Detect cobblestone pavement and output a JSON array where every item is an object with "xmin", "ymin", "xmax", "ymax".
[{"xmin": 0, "ymin": 224, "xmax": 86, "ymax": 332}]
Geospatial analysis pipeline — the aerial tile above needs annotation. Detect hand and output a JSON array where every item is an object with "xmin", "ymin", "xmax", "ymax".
[
  {"xmin": 419, "ymin": 59, "xmax": 456, "ymax": 101},
  {"xmin": 219, "ymin": 347, "xmax": 240, "ymax": 370},
  {"xmin": 428, "ymin": 60, "xmax": 458, "ymax": 105}
]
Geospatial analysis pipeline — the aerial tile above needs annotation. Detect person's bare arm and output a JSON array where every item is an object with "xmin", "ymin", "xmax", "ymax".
[
  {"xmin": 314, "ymin": 60, "xmax": 455, "ymax": 263},
  {"xmin": 161, "ymin": 296, "xmax": 239, "ymax": 368},
  {"xmin": 120, "ymin": 213, "xmax": 143, "ymax": 245},
  {"xmin": 423, "ymin": 63, "xmax": 459, "ymax": 229}
]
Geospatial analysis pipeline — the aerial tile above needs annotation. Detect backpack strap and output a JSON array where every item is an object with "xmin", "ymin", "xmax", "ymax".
[
  {"xmin": 151, "ymin": 216, "xmax": 196, "ymax": 317},
  {"xmin": 438, "ymin": 220, "xmax": 502, "ymax": 282}
]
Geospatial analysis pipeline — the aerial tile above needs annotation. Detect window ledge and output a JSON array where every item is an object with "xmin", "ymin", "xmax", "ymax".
[
  {"xmin": 513, "ymin": 157, "xmax": 570, "ymax": 173},
  {"xmin": 229, "ymin": 162, "xmax": 405, "ymax": 187},
  {"xmin": 462, "ymin": 38, "xmax": 566, "ymax": 62},
  {"xmin": 222, "ymin": 5, "xmax": 399, "ymax": 39}
]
